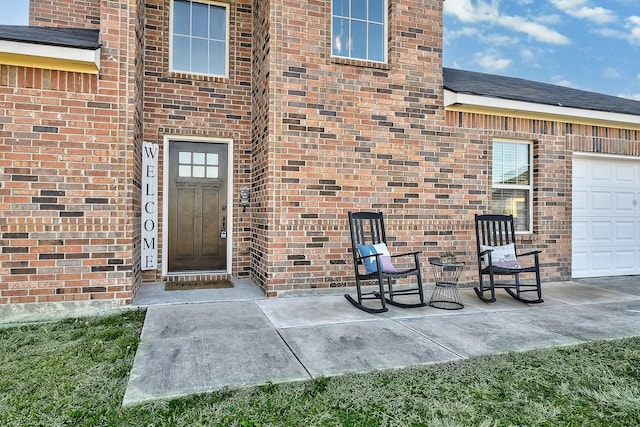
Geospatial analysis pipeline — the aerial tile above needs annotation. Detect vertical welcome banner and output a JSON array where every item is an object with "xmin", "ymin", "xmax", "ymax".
[{"xmin": 142, "ymin": 141, "xmax": 158, "ymax": 270}]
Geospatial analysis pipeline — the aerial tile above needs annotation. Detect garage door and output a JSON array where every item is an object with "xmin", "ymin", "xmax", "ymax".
[{"xmin": 572, "ymin": 156, "xmax": 640, "ymax": 278}]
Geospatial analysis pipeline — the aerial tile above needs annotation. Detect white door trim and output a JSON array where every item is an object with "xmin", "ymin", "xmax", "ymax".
[{"xmin": 161, "ymin": 135, "xmax": 234, "ymax": 277}]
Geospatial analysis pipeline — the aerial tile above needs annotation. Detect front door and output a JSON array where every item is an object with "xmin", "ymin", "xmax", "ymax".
[{"xmin": 168, "ymin": 141, "xmax": 228, "ymax": 272}]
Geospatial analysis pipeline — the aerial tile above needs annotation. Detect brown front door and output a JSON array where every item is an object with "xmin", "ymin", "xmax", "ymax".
[{"xmin": 168, "ymin": 141, "xmax": 228, "ymax": 272}]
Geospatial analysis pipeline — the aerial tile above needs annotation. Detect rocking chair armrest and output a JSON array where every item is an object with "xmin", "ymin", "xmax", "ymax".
[
  {"xmin": 517, "ymin": 250, "xmax": 541, "ymax": 258},
  {"xmin": 356, "ymin": 253, "xmax": 381, "ymax": 263},
  {"xmin": 390, "ymin": 251, "xmax": 421, "ymax": 260}
]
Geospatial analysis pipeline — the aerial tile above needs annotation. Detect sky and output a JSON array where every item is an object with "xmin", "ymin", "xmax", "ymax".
[
  {"xmin": 1, "ymin": 0, "xmax": 638, "ymax": 100},
  {"xmin": 444, "ymin": 0, "xmax": 640, "ymax": 100}
]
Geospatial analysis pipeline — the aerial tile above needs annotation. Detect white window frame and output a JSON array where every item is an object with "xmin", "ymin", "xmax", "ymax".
[
  {"xmin": 331, "ymin": 0, "xmax": 388, "ymax": 63},
  {"xmin": 491, "ymin": 139, "xmax": 534, "ymax": 233},
  {"xmin": 169, "ymin": 0, "xmax": 229, "ymax": 78}
]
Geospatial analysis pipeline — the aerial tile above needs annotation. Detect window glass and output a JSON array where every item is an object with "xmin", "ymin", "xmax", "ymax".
[
  {"xmin": 331, "ymin": 0, "xmax": 387, "ymax": 62},
  {"xmin": 171, "ymin": 0, "xmax": 228, "ymax": 76},
  {"xmin": 492, "ymin": 141, "xmax": 533, "ymax": 232}
]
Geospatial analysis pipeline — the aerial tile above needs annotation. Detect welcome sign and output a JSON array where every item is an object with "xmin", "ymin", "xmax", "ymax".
[{"xmin": 141, "ymin": 141, "xmax": 158, "ymax": 270}]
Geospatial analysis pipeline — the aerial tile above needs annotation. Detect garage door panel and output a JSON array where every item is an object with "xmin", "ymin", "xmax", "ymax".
[
  {"xmin": 615, "ymin": 222, "xmax": 635, "ymax": 241},
  {"xmin": 615, "ymin": 193, "xmax": 636, "ymax": 211},
  {"xmin": 591, "ymin": 222, "xmax": 612, "ymax": 241},
  {"xmin": 615, "ymin": 165, "xmax": 635, "ymax": 185},
  {"xmin": 590, "ymin": 192, "xmax": 611, "ymax": 212},
  {"xmin": 592, "ymin": 164, "xmax": 613, "ymax": 182},
  {"xmin": 572, "ymin": 156, "xmax": 640, "ymax": 278},
  {"xmin": 615, "ymin": 251, "xmax": 636, "ymax": 271},
  {"xmin": 591, "ymin": 251, "xmax": 613, "ymax": 272}
]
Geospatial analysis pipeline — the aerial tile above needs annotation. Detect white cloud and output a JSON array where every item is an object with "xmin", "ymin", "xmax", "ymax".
[
  {"xmin": 596, "ymin": 16, "xmax": 640, "ymax": 45},
  {"xmin": 499, "ymin": 15, "xmax": 570, "ymax": 44},
  {"xmin": 628, "ymin": 16, "xmax": 640, "ymax": 45},
  {"xmin": 618, "ymin": 93, "xmax": 640, "ymax": 101},
  {"xmin": 444, "ymin": 0, "xmax": 500, "ymax": 23},
  {"xmin": 549, "ymin": 0, "xmax": 616, "ymax": 24},
  {"xmin": 603, "ymin": 67, "xmax": 622, "ymax": 79},
  {"xmin": 551, "ymin": 75, "xmax": 579, "ymax": 88},
  {"xmin": 520, "ymin": 48, "xmax": 535, "ymax": 61},
  {"xmin": 445, "ymin": 0, "xmax": 570, "ymax": 45},
  {"xmin": 474, "ymin": 52, "xmax": 513, "ymax": 71}
]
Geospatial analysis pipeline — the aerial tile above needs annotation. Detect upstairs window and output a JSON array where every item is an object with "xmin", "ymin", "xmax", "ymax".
[
  {"xmin": 492, "ymin": 140, "xmax": 533, "ymax": 233},
  {"xmin": 171, "ymin": 0, "xmax": 228, "ymax": 77},
  {"xmin": 332, "ymin": 0, "xmax": 387, "ymax": 63}
]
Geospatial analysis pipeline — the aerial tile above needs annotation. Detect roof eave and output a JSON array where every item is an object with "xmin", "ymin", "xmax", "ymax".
[
  {"xmin": 0, "ymin": 39, "xmax": 100, "ymax": 74},
  {"xmin": 444, "ymin": 89, "xmax": 640, "ymax": 130}
]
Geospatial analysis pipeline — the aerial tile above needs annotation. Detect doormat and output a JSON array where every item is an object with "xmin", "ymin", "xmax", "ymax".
[{"xmin": 164, "ymin": 280, "xmax": 233, "ymax": 291}]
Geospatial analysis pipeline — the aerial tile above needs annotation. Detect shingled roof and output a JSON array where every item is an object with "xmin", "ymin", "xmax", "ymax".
[
  {"xmin": 443, "ymin": 67, "xmax": 640, "ymax": 117},
  {"xmin": 0, "ymin": 26, "xmax": 100, "ymax": 50}
]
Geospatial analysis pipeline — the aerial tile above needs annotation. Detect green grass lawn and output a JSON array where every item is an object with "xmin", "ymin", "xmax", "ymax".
[{"xmin": 1, "ymin": 310, "xmax": 639, "ymax": 426}]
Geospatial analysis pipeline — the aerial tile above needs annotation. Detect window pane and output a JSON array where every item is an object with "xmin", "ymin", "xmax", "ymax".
[
  {"xmin": 368, "ymin": 23, "xmax": 384, "ymax": 62},
  {"xmin": 207, "ymin": 153, "xmax": 219, "ymax": 165},
  {"xmin": 174, "ymin": 0, "xmax": 190, "ymax": 35},
  {"xmin": 179, "ymin": 165, "xmax": 191, "ymax": 177},
  {"xmin": 191, "ymin": 38, "xmax": 209, "ymax": 73},
  {"xmin": 493, "ymin": 142, "xmax": 530, "ymax": 185},
  {"xmin": 351, "ymin": 20, "xmax": 367, "ymax": 60},
  {"xmin": 210, "ymin": 5, "xmax": 226, "ymax": 40},
  {"xmin": 206, "ymin": 166, "xmax": 219, "ymax": 178},
  {"xmin": 209, "ymin": 41, "xmax": 226, "ymax": 75},
  {"xmin": 492, "ymin": 189, "xmax": 530, "ymax": 232},
  {"xmin": 369, "ymin": 0, "xmax": 384, "ymax": 23},
  {"xmin": 173, "ymin": 36, "xmax": 190, "ymax": 70},
  {"xmin": 352, "ymin": 0, "xmax": 367, "ymax": 20},
  {"xmin": 178, "ymin": 151, "xmax": 191, "ymax": 163},
  {"xmin": 192, "ymin": 165, "xmax": 205, "ymax": 178},
  {"xmin": 332, "ymin": 17, "xmax": 348, "ymax": 56},
  {"xmin": 193, "ymin": 152, "xmax": 205, "ymax": 164},
  {"xmin": 191, "ymin": 2, "xmax": 209, "ymax": 38},
  {"xmin": 333, "ymin": 0, "xmax": 349, "ymax": 17}
]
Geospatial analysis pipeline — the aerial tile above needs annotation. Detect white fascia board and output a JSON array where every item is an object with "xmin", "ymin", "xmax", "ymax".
[
  {"xmin": 0, "ymin": 39, "xmax": 100, "ymax": 69},
  {"xmin": 444, "ymin": 89, "xmax": 640, "ymax": 126}
]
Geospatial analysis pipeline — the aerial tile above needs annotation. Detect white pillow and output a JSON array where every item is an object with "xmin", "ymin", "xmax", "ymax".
[{"xmin": 480, "ymin": 243, "xmax": 521, "ymax": 269}]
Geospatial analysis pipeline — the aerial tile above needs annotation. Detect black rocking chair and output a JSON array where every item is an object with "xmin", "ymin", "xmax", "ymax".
[
  {"xmin": 474, "ymin": 214, "xmax": 544, "ymax": 304},
  {"xmin": 346, "ymin": 211, "xmax": 426, "ymax": 313}
]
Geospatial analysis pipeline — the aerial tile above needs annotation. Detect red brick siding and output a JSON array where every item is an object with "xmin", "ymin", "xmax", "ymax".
[
  {"xmin": 30, "ymin": 0, "xmax": 101, "ymax": 28},
  {"xmin": 141, "ymin": 0, "xmax": 253, "ymax": 282},
  {"xmin": 260, "ymin": 0, "xmax": 448, "ymax": 294},
  {"xmin": 0, "ymin": 1, "xmax": 139, "ymax": 305}
]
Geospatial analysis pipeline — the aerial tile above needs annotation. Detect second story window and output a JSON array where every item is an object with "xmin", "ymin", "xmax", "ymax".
[
  {"xmin": 171, "ymin": 0, "xmax": 228, "ymax": 77},
  {"xmin": 332, "ymin": 0, "xmax": 387, "ymax": 63}
]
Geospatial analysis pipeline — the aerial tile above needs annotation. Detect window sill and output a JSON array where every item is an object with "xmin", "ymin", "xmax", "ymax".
[
  {"xmin": 167, "ymin": 71, "xmax": 228, "ymax": 83},
  {"xmin": 331, "ymin": 56, "xmax": 390, "ymax": 70}
]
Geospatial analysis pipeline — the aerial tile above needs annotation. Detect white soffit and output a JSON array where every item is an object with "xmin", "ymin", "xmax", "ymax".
[
  {"xmin": 0, "ymin": 39, "xmax": 100, "ymax": 73},
  {"xmin": 444, "ymin": 89, "xmax": 640, "ymax": 128}
]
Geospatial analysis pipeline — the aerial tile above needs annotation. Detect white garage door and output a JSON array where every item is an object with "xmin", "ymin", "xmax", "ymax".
[{"xmin": 572, "ymin": 156, "xmax": 640, "ymax": 278}]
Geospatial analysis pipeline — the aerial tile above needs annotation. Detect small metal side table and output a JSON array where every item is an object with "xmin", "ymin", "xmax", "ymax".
[{"xmin": 428, "ymin": 260, "xmax": 466, "ymax": 310}]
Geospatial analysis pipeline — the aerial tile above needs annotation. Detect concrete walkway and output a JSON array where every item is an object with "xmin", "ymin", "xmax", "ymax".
[{"xmin": 123, "ymin": 277, "xmax": 640, "ymax": 406}]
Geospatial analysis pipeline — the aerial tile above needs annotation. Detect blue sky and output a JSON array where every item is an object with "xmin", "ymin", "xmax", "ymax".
[
  {"xmin": 1, "ymin": 0, "xmax": 638, "ymax": 100},
  {"xmin": 444, "ymin": 0, "xmax": 640, "ymax": 100}
]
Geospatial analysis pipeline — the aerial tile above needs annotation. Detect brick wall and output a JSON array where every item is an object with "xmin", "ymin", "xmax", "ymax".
[
  {"xmin": 0, "ymin": 0, "xmax": 140, "ymax": 305},
  {"xmin": 141, "ymin": 0, "xmax": 253, "ymax": 282},
  {"xmin": 30, "ymin": 0, "xmax": 101, "ymax": 28},
  {"xmin": 260, "ymin": 0, "xmax": 448, "ymax": 294}
]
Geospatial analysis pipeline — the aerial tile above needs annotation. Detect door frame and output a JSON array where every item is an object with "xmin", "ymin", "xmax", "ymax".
[{"xmin": 162, "ymin": 135, "xmax": 234, "ymax": 276}]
